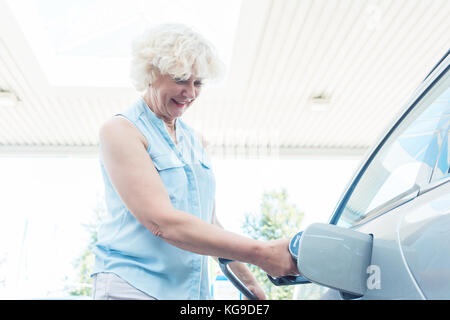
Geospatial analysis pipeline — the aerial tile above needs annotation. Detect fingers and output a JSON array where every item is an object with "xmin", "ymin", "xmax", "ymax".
[
  {"xmin": 246, "ymin": 284, "xmax": 266, "ymax": 300},
  {"xmin": 262, "ymin": 238, "xmax": 299, "ymax": 277}
]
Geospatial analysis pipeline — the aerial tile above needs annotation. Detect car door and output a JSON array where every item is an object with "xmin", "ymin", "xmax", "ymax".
[{"xmin": 316, "ymin": 50, "xmax": 450, "ymax": 299}]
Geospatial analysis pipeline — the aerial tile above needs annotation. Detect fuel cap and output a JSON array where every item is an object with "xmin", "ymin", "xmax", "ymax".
[{"xmin": 289, "ymin": 231, "xmax": 303, "ymax": 261}]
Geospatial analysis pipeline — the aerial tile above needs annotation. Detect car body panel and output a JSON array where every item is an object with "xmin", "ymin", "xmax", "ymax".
[
  {"xmin": 354, "ymin": 197, "xmax": 425, "ymax": 299},
  {"xmin": 399, "ymin": 181, "xmax": 450, "ymax": 299}
]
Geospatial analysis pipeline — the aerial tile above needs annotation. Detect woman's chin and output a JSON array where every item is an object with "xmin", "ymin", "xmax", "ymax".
[{"xmin": 172, "ymin": 105, "xmax": 188, "ymax": 117}]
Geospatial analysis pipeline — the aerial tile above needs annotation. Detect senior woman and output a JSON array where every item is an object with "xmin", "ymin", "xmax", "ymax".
[{"xmin": 91, "ymin": 23, "xmax": 298, "ymax": 300}]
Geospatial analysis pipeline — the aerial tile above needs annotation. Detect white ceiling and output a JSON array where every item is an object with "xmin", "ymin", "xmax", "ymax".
[{"xmin": 0, "ymin": 0, "xmax": 449, "ymax": 158}]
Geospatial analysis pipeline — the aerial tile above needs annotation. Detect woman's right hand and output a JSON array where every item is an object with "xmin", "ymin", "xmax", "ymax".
[{"xmin": 257, "ymin": 238, "xmax": 299, "ymax": 278}]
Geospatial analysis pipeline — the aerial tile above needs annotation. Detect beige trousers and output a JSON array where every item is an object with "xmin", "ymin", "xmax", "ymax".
[{"xmin": 92, "ymin": 272, "xmax": 157, "ymax": 300}]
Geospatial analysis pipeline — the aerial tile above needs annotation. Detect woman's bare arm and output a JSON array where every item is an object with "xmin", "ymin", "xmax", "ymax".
[{"xmin": 99, "ymin": 116, "xmax": 297, "ymax": 277}]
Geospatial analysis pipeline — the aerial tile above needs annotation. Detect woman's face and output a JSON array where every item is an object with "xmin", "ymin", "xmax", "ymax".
[{"xmin": 147, "ymin": 74, "xmax": 203, "ymax": 122}]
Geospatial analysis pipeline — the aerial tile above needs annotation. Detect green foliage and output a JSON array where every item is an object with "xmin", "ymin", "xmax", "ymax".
[
  {"xmin": 69, "ymin": 198, "xmax": 106, "ymax": 297},
  {"xmin": 241, "ymin": 188, "xmax": 304, "ymax": 300}
]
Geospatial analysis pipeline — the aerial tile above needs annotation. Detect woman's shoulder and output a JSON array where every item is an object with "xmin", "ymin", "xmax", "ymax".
[
  {"xmin": 178, "ymin": 120, "xmax": 208, "ymax": 149},
  {"xmin": 116, "ymin": 99, "xmax": 147, "ymax": 123},
  {"xmin": 194, "ymin": 130, "xmax": 208, "ymax": 150},
  {"xmin": 100, "ymin": 115, "xmax": 135, "ymax": 130},
  {"xmin": 99, "ymin": 116, "xmax": 148, "ymax": 149}
]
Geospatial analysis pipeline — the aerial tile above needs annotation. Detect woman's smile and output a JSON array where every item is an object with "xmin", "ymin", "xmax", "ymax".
[{"xmin": 171, "ymin": 98, "xmax": 192, "ymax": 108}]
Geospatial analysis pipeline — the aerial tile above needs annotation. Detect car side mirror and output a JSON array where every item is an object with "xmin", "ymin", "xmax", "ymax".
[{"xmin": 297, "ymin": 223, "xmax": 373, "ymax": 297}]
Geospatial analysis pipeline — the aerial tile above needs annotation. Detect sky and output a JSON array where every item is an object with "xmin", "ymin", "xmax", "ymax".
[
  {"xmin": 0, "ymin": 155, "xmax": 360, "ymax": 299},
  {"xmin": 6, "ymin": 0, "xmax": 242, "ymax": 87}
]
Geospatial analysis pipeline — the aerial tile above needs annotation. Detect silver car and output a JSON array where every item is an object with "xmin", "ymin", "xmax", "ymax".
[
  {"xmin": 323, "ymin": 48, "xmax": 450, "ymax": 300},
  {"xmin": 221, "ymin": 49, "xmax": 449, "ymax": 300}
]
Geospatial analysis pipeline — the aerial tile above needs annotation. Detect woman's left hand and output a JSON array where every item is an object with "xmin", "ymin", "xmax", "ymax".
[{"xmin": 244, "ymin": 281, "xmax": 266, "ymax": 300}]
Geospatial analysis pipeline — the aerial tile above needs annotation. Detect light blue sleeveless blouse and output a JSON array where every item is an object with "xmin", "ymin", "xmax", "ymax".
[{"xmin": 92, "ymin": 97, "xmax": 216, "ymax": 300}]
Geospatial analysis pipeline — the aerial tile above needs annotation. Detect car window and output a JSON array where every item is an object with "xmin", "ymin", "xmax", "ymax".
[
  {"xmin": 431, "ymin": 95, "xmax": 450, "ymax": 182},
  {"xmin": 336, "ymin": 69, "xmax": 450, "ymax": 228}
]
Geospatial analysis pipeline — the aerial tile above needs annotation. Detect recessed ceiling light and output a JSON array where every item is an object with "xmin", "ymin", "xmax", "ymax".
[
  {"xmin": 309, "ymin": 92, "xmax": 332, "ymax": 112},
  {"xmin": 0, "ymin": 89, "xmax": 19, "ymax": 108}
]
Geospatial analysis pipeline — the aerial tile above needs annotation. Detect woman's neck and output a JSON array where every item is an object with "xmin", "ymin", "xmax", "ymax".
[
  {"xmin": 143, "ymin": 94, "xmax": 176, "ymax": 131},
  {"xmin": 165, "ymin": 121, "xmax": 176, "ymax": 135}
]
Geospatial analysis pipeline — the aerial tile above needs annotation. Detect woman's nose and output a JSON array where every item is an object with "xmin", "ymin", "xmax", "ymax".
[{"xmin": 182, "ymin": 82, "xmax": 197, "ymax": 99}]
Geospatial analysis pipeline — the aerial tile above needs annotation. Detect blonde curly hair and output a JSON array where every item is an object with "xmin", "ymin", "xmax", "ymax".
[{"xmin": 130, "ymin": 23, "xmax": 225, "ymax": 92}]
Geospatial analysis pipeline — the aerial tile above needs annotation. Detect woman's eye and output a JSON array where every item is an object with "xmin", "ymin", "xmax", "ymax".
[{"xmin": 173, "ymin": 78, "xmax": 203, "ymax": 87}]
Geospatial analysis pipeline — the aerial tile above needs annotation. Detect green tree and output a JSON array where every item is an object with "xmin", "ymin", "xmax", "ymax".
[
  {"xmin": 69, "ymin": 197, "xmax": 106, "ymax": 297},
  {"xmin": 241, "ymin": 188, "xmax": 304, "ymax": 300}
]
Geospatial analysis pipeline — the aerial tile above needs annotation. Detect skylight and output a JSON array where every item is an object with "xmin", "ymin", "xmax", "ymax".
[{"xmin": 6, "ymin": 0, "xmax": 241, "ymax": 87}]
